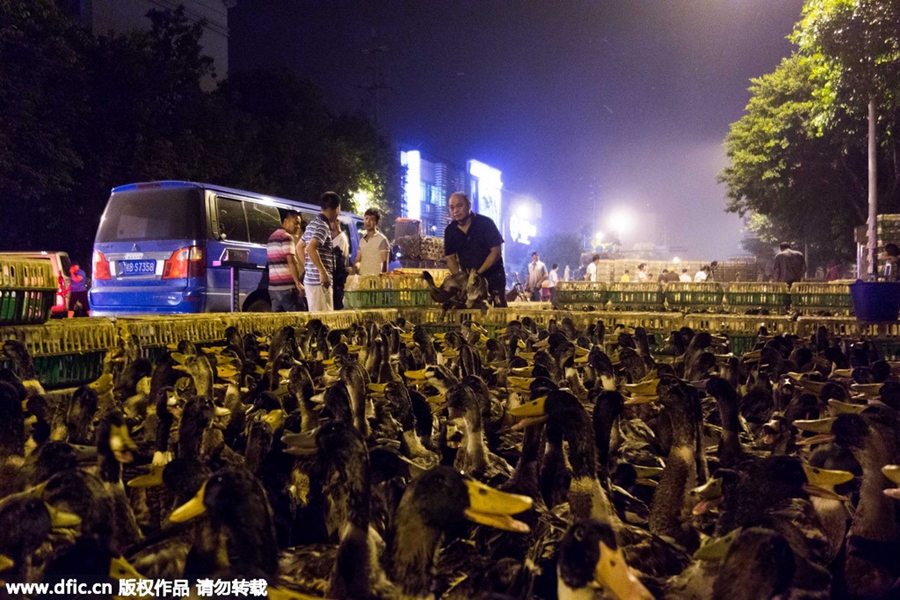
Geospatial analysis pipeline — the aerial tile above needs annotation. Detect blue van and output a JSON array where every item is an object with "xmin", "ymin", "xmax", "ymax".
[{"xmin": 89, "ymin": 181, "xmax": 362, "ymax": 315}]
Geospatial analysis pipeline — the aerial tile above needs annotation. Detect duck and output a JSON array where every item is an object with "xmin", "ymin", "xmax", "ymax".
[
  {"xmin": 511, "ymin": 390, "xmax": 692, "ymax": 580},
  {"xmin": 0, "ymin": 493, "xmax": 82, "ymax": 585},
  {"xmin": 277, "ymin": 421, "xmax": 394, "ymax": 599},
  {"xmin": 387, "ymin": 465, "xmax": 532, "ymax": 598},
  {"xmin": 168, "ymin": 467, "xmax": 279, "ymax": 581},
  {"xmin": 445, "ymin": 382, "xmax": 514, "ymax": 486},
  {"xmin": 1, "ymin": 341, "xmax": 45, "ymax": 398},
  {"xmin": 556, "ymin": 519, "xmax": 653, "ymax": 599},
  {"xmin": 807, "ymin": 408, "xmax": 900, "ymax": 597},
  {"xmin": 0, "ymin": 381, "xmax": 25, "ymax": 473},
  {"xmin": 710, "ymin": 527, "xmax": 796, "ymax": 600}
]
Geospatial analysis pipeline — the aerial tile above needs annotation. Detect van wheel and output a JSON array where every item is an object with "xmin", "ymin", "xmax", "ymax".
[{"xmin": 244, "ymin": 298, "xmax": 271, "ymax": 312}]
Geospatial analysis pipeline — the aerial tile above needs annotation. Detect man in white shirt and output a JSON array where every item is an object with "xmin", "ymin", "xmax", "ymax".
[
  {"xmin": 679, "ymin": 268, "xmax": 692, "ymax": 282},
  {"xmin": 544, "ymin": 263, "xmax": 559, "ymax": 301},
  {"xmin": 637, "ymin": 263, "xmax": 649, "ymax": 282},
  {"xmin": 584, "ymin": 253, "xmax": 600, "ymax": 282},
  {"xmin": 694, "ymin": 266, "xmax": 709, "ymax": 282},
  {"xmin": 355, "ymin": 208, "xmax": 391, "ymax": 276},
  {"xmin": 525, "ymin": 252, "xmax": 548, "ymax": 301}
]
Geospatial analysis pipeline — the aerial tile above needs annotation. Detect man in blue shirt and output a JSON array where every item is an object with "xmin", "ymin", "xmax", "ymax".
[
  {"xmin": 443, "ymin": 192, "xmax": 507, "ymax": 307},
  {"xmin": 67, "ymin": 261, "xmax": 90, "ymax": 317}
]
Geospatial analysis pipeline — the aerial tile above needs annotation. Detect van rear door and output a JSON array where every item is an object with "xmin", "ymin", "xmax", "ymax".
[{"xmin": 90, "ymin": 186, "xmax": 204, "ymax": 314}]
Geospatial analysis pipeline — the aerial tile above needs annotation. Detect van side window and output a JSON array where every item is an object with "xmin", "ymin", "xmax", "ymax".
[
  {"xmin": 246, "ymin": 202, "xmax": 282, "ymax": 245},
  {"xmin": 216, "ymin": 197, "xmax": 249, "ymax": 242}
]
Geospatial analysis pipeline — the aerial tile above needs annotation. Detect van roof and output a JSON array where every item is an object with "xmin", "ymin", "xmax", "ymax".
[
  {"xmin": 111, "ymin": 181, "xmax": 315, "ymax": 209},
  {"xmin": 111, "ymin": 181, "xmax": 364, "ymax": 223}
]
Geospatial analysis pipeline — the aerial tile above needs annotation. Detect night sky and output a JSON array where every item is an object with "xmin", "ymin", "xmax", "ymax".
[{"xmin": 230, "ymin": 1, "xmax": 806, "ymax": 260}]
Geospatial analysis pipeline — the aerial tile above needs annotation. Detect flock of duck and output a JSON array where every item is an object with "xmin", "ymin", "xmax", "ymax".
[{"xmin": 1, "ymin": 315, "xmax": 900, "ymax": 599}]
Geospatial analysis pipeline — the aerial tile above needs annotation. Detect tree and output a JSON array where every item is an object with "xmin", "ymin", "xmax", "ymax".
[
  {"xmin": 0, "ymin": 0, "xmax": 87, "ymax": 251},
  {"xmin": 721, "ymin": 0, "xmax": 900, "ymax": 272},
  {"xmin": 720, "ymin": 54, "xmax": 865, "ymax": 266},
  {"xmin": 793, "ymin": 0, "xmax": 900, "ymax": 275},
  {"xmin": 0, "ymin": 6, "xmax": 403, "ymax": 265}
]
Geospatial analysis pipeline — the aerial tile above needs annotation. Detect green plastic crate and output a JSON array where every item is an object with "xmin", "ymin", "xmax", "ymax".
[
  {"xmin": 553, "ymin": 282, "xmax": 608, "ymax": 309},
  {"xmin": 724, "ymin": 282, "xmax": 790, "ymax": 314},
  {"xmin": 790, "ymin": 283, "xmax": 852, "ymax": 315},
  {"xmin": 663, "ymin": 282, "xmax": 724, "ymax": 312},
  {"xmin": 0, "ymin": 257, "xmax": 57, "ymax": 325},
  {"xmin": 606, "ymin": 283, "xmax": 664, "ymax": 311}
]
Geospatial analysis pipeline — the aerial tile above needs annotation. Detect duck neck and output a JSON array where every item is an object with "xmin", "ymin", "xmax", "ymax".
[
  {"xmin": 714, "ymin": 391, "xmax": 743, "ymax": 469},
  {"xmin": 565, "ymin": 418, "xmax": 615, "ymax": 525},
  {"xmin": 649, "ymin": 443, "xmax": 697, "ymax": 542},
  {"xmin": 463, "ymin": 408, "xmax": 488, "ymax": 473},
  {"xmin": 850, "ymin": 438, "xmax": 900, "ymax": 542},
  {"xmin": 502, "ymin": 422, "xmax": 543, "ymax": 502},
  {"xmin": 390, "ymin": 498, "xmax": 444, "ymax": 598},
  {"xmin": 557, "ymin": 579, "xmax": 595, "ymax": 600},
  {"xmin": 329, "ymin": 522, "xmax": 373, "ymax": 599}
]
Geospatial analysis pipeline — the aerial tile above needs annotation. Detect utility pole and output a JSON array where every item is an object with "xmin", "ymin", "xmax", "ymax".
[{"xmin": 360, "ymin": 30, "xmax": 390, "ymax": 127}]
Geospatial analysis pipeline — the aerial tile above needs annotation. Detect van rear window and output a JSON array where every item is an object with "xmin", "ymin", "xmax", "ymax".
[{"xmin": 96, "ymin": 188, "xmax": 201, "ymax": 242}]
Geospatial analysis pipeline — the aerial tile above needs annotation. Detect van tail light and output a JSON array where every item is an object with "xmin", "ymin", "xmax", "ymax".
[
  {"xmin": 93, "ymin": 251, "xmax": 111, "ymax": 280},
  {"xmin": 163, "ymin": 246, "xmax": 206, "ymax": 280}
]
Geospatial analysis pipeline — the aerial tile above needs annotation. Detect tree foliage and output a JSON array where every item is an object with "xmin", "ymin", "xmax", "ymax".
[
  {"xmin": 720, "ymin": 0, "xmax": 900, "ymax": 268},
  {"xmin": 0, "ymin": 4, "xmax": 401, "ymax": 264}
]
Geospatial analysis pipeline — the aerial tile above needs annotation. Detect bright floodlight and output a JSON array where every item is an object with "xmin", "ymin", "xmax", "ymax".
[
  {"xmin": 673, "ymin": 257, "xmax": 681, "ymax": 264},
  {"xmin": 594, "ymin": 231, "xmax": 604, "ymax": 243},
  {"xmin": 608, "ymin": 209, "xmax": 635, "ymax": 236},
  {"xmin": 514, "ymin": 203, "xmax": 531, "ymax": 219}
]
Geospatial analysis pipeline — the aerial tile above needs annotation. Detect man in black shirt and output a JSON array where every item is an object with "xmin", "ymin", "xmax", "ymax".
[{"xmin": 443, "ymin": 192, "xmax": 508, "ymax": 307}]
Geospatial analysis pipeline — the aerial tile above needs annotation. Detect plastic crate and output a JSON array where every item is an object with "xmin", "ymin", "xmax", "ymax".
[
  {"xmin": 588, "ymin": 311, "xmax": 683, "ymax": 337},
  {"xmin": 663, "ymin": 282, "xmax": 724, "ymax": 312},
  {"xmin": 553, "ymin": 282, "xmax": 608, "ymax": 309},
  {"xmin": 343, "ymin": 288, "xmax": 433, "ymax": 309},
  {"xmin": 0, "ymin": 257, "xmax": 57, "ymax": 325},
  {"xmin": 0, "ymin": 319, "xmax": 117, "ymax": 389},
  {"xmin": 683, "ymin": 314, "xmax": 794, "ymax": 337},
  {"xmin": 724, "ymin": 283, "xmax": 790, "ymax": 314},
  {"xmin": 118, "ymin": 315, "xmax": 231, "ymax": 350},
  {"xmin": 606, "ymin": 283, "xmax": 664, "ymax": 310},
  {"xmin": 790, "ymin": 283, "xmax": 853, "ymax": 315}
]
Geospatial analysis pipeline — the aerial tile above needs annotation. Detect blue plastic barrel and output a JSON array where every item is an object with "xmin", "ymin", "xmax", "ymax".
[{"xmin": 849, "ymin": 280, "xmax": 900, "ymax": 321}]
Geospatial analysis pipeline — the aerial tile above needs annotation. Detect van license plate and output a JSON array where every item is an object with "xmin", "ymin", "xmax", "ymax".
[{"xmin": 119, "ymin": 260, "xmax": 156, "ymax": 276}]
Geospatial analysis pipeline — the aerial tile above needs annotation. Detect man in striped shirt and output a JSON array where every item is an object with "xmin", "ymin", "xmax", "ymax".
[
  {"xmin": 267, "ymin": 210, "xmax": 304, "ymax": 312},
  {"xmin": 302, "ymin": 191, "xmax": 341, "ymax": 312}
]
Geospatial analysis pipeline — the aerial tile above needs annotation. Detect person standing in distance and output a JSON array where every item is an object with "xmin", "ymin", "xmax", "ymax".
[
  {"xmin": 66, "ymin": 261, "xmax": 90, "ymax": 317},
  {"xmin": 355, "ymin": 208, "xmax": 391, "ymax": 276},
  {"xmin": 303, "ymin": 192, "xmax": 340, "ymax": 312},
  {"xmin": 772, "ymin": 242, "xmax": 806, "ymax": 286},
  {"xmin": 585, "ymin": 254, "xmax": 600, "ymax": 282},
  {"xmin": 525, "ymin": 252, "xmax": 548, "ymax": 301},
  {"xmin": 267, "ymin": 210, "xmax": 304, "ymax": 312},
  {"xmin": 443, "ymin": 192, "xmax": 507, "ymax": 307}
]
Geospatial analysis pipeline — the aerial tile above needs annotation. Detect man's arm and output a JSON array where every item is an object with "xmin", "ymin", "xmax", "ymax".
[
  {"xmin": 445, "ymin": 253, "xmax": 460, "ymax": 274},
  {"xmin": 286, "ymin": 254, "xmax": 304, "ymax": 292},
  {"xmin": 477, "ymin": 246, "xmax": 501, "ymax": 275},
  {"xmin": 307, "ymin": 238, "xmax": 331, "ymax": 287}
]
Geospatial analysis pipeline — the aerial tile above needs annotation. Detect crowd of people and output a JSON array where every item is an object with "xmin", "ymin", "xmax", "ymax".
[
  {"xmin": 266, "ymin": 190, "xmax": 888, "ymax": 313},
  {"xmin": 266, "ymin": 192, "xmax": 393, "ymax": 313}
]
